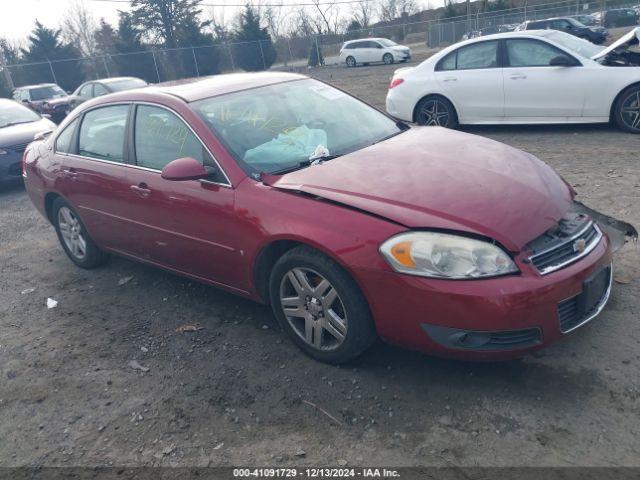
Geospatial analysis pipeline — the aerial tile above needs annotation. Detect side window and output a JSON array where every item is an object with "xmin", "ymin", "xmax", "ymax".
[
  {"xmin": 507, "ymin": 39, "xmax": 575, "ymax": 67},
  {"xmin": 353, "ymin": 41, "xmax": 366, "ymax": 49},
  {"xmin": 134, "ymin": 105, "xmax": 215, "ymax": 172},
  {"xmin": 78, "ymin": 105, "xmax": 129, "ymax": 162},
  {"xmin": 94, "ymin": 84, "xmax": 109, "ymax": 96},
  {"xmin": 79, "ymin": 84, "xmax": 93, "ymax": 98},
  {"xmin": 344, "ymin": 43, "xmax": 355, "ymax": 49},
  {"xmin": 436, "ymin": 51, "xmax": 456, "ymax": 71},
  {"xmin": 55, "ymin": 118, "xmax": 79, "ymax": 154},
  {"xmin": 369, "ymin": 41, "xmax": 382, "ymax": 49},
  {"xmin": 456, "ymin": 41, "xmax": 499, "ymax": 70}
]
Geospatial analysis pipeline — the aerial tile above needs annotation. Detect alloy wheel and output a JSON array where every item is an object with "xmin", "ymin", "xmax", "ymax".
[
  {"xmin": 279, "ymin": 267, "xmax": 348, "ymax": 351},
  {"xmin": 58, "ymin": 206, "xmax": 87, "ymax": 260},
  {"xmin": 620, "ymin": 91, "xmax": 640, "ymax": 131},
  {"xmin": 346, "ymin": 56, "xmax": 356, "ymax": 67},
  {"xmin": 383, "ymin": 53, "xmax": 393, "ymax": 65},
  {"xmin": 418, "ymin": 99, "xmax": 451, "ymax": 127}
]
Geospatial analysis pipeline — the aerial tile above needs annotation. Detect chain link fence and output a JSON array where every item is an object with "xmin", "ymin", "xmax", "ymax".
[{"xmin": 1, "ymin": 0, "xmax": 639, "ymax": 94}]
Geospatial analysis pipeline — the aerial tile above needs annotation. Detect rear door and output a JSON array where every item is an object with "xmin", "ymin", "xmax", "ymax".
[
  {"xmin": 57, "ymin": 104, "xmax": 137, "ymax": 254},
  {"xmin": 502, "ymin": 38, "xmax": 587, "ymax": 118},
  {"xmin": 122, "ymin": 103, "xmax": 239, "ymax": 285},
  {"xmin": 434, "ymin": 40, "xmax": 504, "ymax": 120}
]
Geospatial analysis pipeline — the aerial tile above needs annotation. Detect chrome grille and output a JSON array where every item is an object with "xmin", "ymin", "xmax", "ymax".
[{"xmin": 528, "ymin": 221, "xmax": 602, "ymax": 275}]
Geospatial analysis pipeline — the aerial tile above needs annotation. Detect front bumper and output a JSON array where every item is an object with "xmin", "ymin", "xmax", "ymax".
[
  {"xmin": 354, "ymin": 233, "xmax": 614, "ymax": 361},
  {"xmin": 393, "ymin": 51, "xmax": 411, "ymax": 61},
  {"xmin": 0, "ymin": 150, "xmax": 24, "ymax": 182}
]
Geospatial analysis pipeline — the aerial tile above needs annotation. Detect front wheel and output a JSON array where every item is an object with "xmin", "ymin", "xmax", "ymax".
[
  {"xmin": 383, "ymin": 53, "xmax": 394, "ymax": 65},
  {"xmin": 613, "ymin": 85, "xmax": 640, "ymax": 133},
  {"xmin": 52, "ymin": 197, "xmax": 109, "ymax": 268},
  {"xmin": 269, "ymin": 246, "xmax": 377, "ymax": 364},
  {"xmin": 415, "ymin": 96, "xmax": 458, "ymax": 128},
  {"xmin": 345, "ymin": 56, "xmax": 356, "ymax": 67}
]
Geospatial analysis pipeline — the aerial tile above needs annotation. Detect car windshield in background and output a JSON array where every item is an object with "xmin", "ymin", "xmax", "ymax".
[
  {"xmin": 30, "ymin": 85, "xmax": 66, "ymax": 100},
  {"xmin": 545, "ymin": 31, "xmax": 605, "ymax": 58},
  {"xmin": 566, "ymin": 18, "xmax": 587, "ymax": 27},
  {"xmin": 378, "ymin": 39, "xmax": 398, "ymax": 47},
  {"xmin": 192, "ymin": 79, "xmax": 402, "ymax": 174},
  {"xmin": 108, "ymin": 79, "xmax": 147, "ymax": 92},
  {"xmin": 0, "ymin": 102, "xmax": 41, "ymax": 128}
]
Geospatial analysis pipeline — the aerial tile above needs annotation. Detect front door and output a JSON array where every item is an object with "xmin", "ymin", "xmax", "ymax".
[
  {"xmin": 503, "ymin": 38, "xmax": 587, "ymax": 118},
  {"xmin": 123, "ymin": 104, "xmax": 240, "ymax": 287}
]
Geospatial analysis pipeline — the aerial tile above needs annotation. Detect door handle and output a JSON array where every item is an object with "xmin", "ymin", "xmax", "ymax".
[
  {"xmin": 62, "ymin": 168, "xmax": 78, "ymax": 180},
  {"xmin": 130, "ymin": 183, "xmax": 152, "ymax": 198},
  {"xmin": 510, "ymin": 74, "xmax": 527, "ymax": 80},
  {"xmin": 443, "ymin": 77, "xmax": 457, "ymax": 82}
]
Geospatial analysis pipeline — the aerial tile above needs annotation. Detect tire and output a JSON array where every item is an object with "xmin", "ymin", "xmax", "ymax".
[
  {"xmin": 613, "ymin": 85, "xmax": 640, "ymax": 134},
  {"xmin": 345, "ymin": 56, "xmax": 356, "ymax": 67},
  {"xmin": 383, "ymin": 53, "xmax": 394, "ymax": 65},
  {"xmin": 269, "ymin": 246, "xmax": 377, "ymax": 364},
  {"xmin": 52, "ymin": 197, "xmax": 109, "ymax": 268},
  {"xmin": 414, "ymin": 95, "xmax": 459, "ymax": 128}
]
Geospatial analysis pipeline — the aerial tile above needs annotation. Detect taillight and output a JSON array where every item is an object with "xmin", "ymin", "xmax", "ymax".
[
  {"xmin": 389, "ymin": 78, "xmax": 404, "ymax": 89},
  {"xmin": 22, "ymin": 149, "xmax": 29, "ymax": 178}
]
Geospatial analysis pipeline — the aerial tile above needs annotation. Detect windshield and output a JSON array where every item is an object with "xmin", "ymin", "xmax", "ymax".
[
  {"xmin": 30, "ymin": 85, "xmax": 66, "ymax": 101},
  {"xmin": 108, "ymin": 78, "xmax": 148, "ymax": 92},
  {"xmin": 566, "ymin": 18, "xmax": 586, "ymax": 27},
  {"xmin": 0, "ymin": 101, "xmax": 41, "ymax": 128},
  {"xmin": 545, "ymin": 30, "xmax": 605, "ymax": 58},
  {"xmin": 192, "ymin": 79, "xmax": 402, "ymax": 175},
  {"xmin": 378, "ymin": 39, "xmax": 398, "ymax": 47}
]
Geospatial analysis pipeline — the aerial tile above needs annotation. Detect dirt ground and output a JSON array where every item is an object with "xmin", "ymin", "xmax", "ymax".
[{"xmin": 1, "ymin": 58, "xmax": 640, "ymax": 469}]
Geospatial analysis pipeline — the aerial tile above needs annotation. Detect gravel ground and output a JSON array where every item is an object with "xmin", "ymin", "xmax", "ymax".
[{"xmin": 1, "ymin": 58, "xmax": 640, "ymax": 469}]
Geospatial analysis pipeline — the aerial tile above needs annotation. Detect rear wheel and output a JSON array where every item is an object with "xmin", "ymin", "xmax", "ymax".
[
  {"xmin": 415, "ymin": 96, "xmax": 458, "ymax": 128},
  {"xmin": 613, "ymin": 85, "xmax": 640, "ymax": 133},
  {"xmin": 269, "ymin": 246, "xmax": 377, "ymax": 364},
  {"xmin": 383, "ymin": 53, "xmax": 394, "ymax": 65},
  {"xmin": 346, "ymin": 56, "xmax": 356, "ymax": 67},
  {"xmin": 52, "ymin": 197, "xmax": 109, "ymax": 268}
]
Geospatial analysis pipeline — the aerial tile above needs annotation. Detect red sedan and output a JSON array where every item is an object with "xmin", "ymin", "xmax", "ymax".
[{"xmin": 22, "ymin": 73, "xmax": 635, "ymax": 363}]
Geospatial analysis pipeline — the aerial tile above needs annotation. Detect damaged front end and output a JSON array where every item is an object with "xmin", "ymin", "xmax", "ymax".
[
  {"xmin": 593, "ymin": 27, "xmax": 640, "ymax": 66},
  {"xmin": 571, "ymin": 201, "xmax": 638, "ymax": 252}
]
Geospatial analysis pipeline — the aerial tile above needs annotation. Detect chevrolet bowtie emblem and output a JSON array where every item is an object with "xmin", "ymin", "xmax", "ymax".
[{"xmin": 573, "ymin": 238, "xmax": 587, "ymax": 253}]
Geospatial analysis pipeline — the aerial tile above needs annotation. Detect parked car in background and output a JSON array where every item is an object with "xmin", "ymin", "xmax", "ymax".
[
  {"xmin": 340, "ymin": 38, "xmax": 411, "ymax": 67},
  {"xmin": 12, "ymin": 83, "xmax": 71, "ymax": 123},
  {"xmin": 69, "ymin": 77, "xmax": 148, "ymax": 109},
  {"xmin": 22, "ymin": 72, "xmax": 635, "ymax": 363},
  {"xmin": 570, "ymin": 14, "xmax": 598, "ymax": 26},
  {"xmin": 386, "ymin": 29, "xmax": 640, "ymax": 132},
  {"xmin": 521, "ymin": 17, "xmax": 608, "ymax": 43},
  {"xmin": 602, "ymin": 8, "xmax": 638, "ymax": 27},
  {"xmin": 0, "ymin": 99, "xmax": 55, "ymax": 183}
]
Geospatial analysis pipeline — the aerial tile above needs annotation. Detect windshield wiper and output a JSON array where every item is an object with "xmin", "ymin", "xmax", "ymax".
[
  {"xmin": 270, "ymin": 154, "xmax": 343, "ymax": 175},
  {"xmin": 370, "ymin": 129, "xmax": 405, "ymax": 146}
]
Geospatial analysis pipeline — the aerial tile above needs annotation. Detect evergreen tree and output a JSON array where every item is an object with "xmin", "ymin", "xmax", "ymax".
[
  {"xmin": 130, "ymin": 0, "xmax": 207, "ymax": 49},
  {"xmin": 178, "ymin": 17, "xmax": 221, "ymax": 76},
  {"xmin": 20, "ymin": 20, "xmax": 82, "ymax": 91},
  {"xmin": 233, "ymin": 5, "xmax": 277, "ymax": 72},
  {"xmin": 113, "ymin": 12, "xmax": 158, "ymax": 83}
]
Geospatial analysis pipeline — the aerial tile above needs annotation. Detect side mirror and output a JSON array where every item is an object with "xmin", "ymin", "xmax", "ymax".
[
  {"xmin": 161, "ymin": 157, "xmax": 210, "ymax": 181},
  {"xmin": 549, "ymin": 55, "xmax": 573, "ymax": 67}
]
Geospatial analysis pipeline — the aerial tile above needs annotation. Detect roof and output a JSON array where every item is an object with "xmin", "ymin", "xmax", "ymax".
[
  {"xmin": 149, "ymin": 71, "xmax": 307, "ymax": 102},
  {"xmin": 85, "ymin": 76, "xmax": 145, "ymax": 84},
  {"xmin": 343, "ymin": 37, "xmax": 389, "ymax": 44},
  {"xmin": 14, "ymin": 83, "xmax": 58, "ymax": 90}
]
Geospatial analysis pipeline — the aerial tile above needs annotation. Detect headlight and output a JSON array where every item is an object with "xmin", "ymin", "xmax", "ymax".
[{"xmin": 379, "ymin": 232, "xmax": 518, "ymax": 279}]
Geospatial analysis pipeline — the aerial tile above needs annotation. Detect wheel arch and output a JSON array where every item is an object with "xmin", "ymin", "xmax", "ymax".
[
  {"xmin": 44, "ymin": 191, "xmax": 63, "ymax": 224},
  {"xmin": 609, "ymin": 81, "xmax": 640, "ymax": 122},
  {"xmin": 252, "ymin": 236, "xmax": 367, "ymax": 305},
  {"xmin": 411, "ymin": 93, "xmax": 460, "ymax": 124}
]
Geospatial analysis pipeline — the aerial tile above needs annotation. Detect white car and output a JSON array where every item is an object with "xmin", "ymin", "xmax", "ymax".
[
  {"xmin": 386, "ymin": 28, "xmax": 640, "ymax": 133},
  {"xmin": 340, "ymin": 38, "xmax": 411, "ymax": 67}
]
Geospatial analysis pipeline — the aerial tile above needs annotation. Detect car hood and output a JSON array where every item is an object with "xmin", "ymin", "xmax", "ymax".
[
  {"xmin": 592, "ymin": 26, "xmax": 640, "ymax": 60},
  {"xmin": 265, "ymin": 127, "xmax": 573, "ymax": 252},
  {"xmin": 0, "ymin": 118, "xmax": 56, "ymax": 147}
]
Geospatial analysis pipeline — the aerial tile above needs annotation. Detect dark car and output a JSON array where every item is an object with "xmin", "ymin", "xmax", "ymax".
[
  {"xmin": 0, "ymin": 99, "xmax": 55, "ymax": 183},
  {"xmin": 12, "ymin": 83, "xmax": 72, "ymax": 123},
  {"xmin": 69, "ymin": 77, "xmax": 148, "ymax": 109},
  {"xmin": 603, "ymin": 8, "xmax": 639, "ymax": 28},
  {"xmin": 22, "ymin": 73, "xmax": 636, "ymax": 364},
  {"xmin": 522, "ymin": 17, "xmax": 608, "ymax": 44}
]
